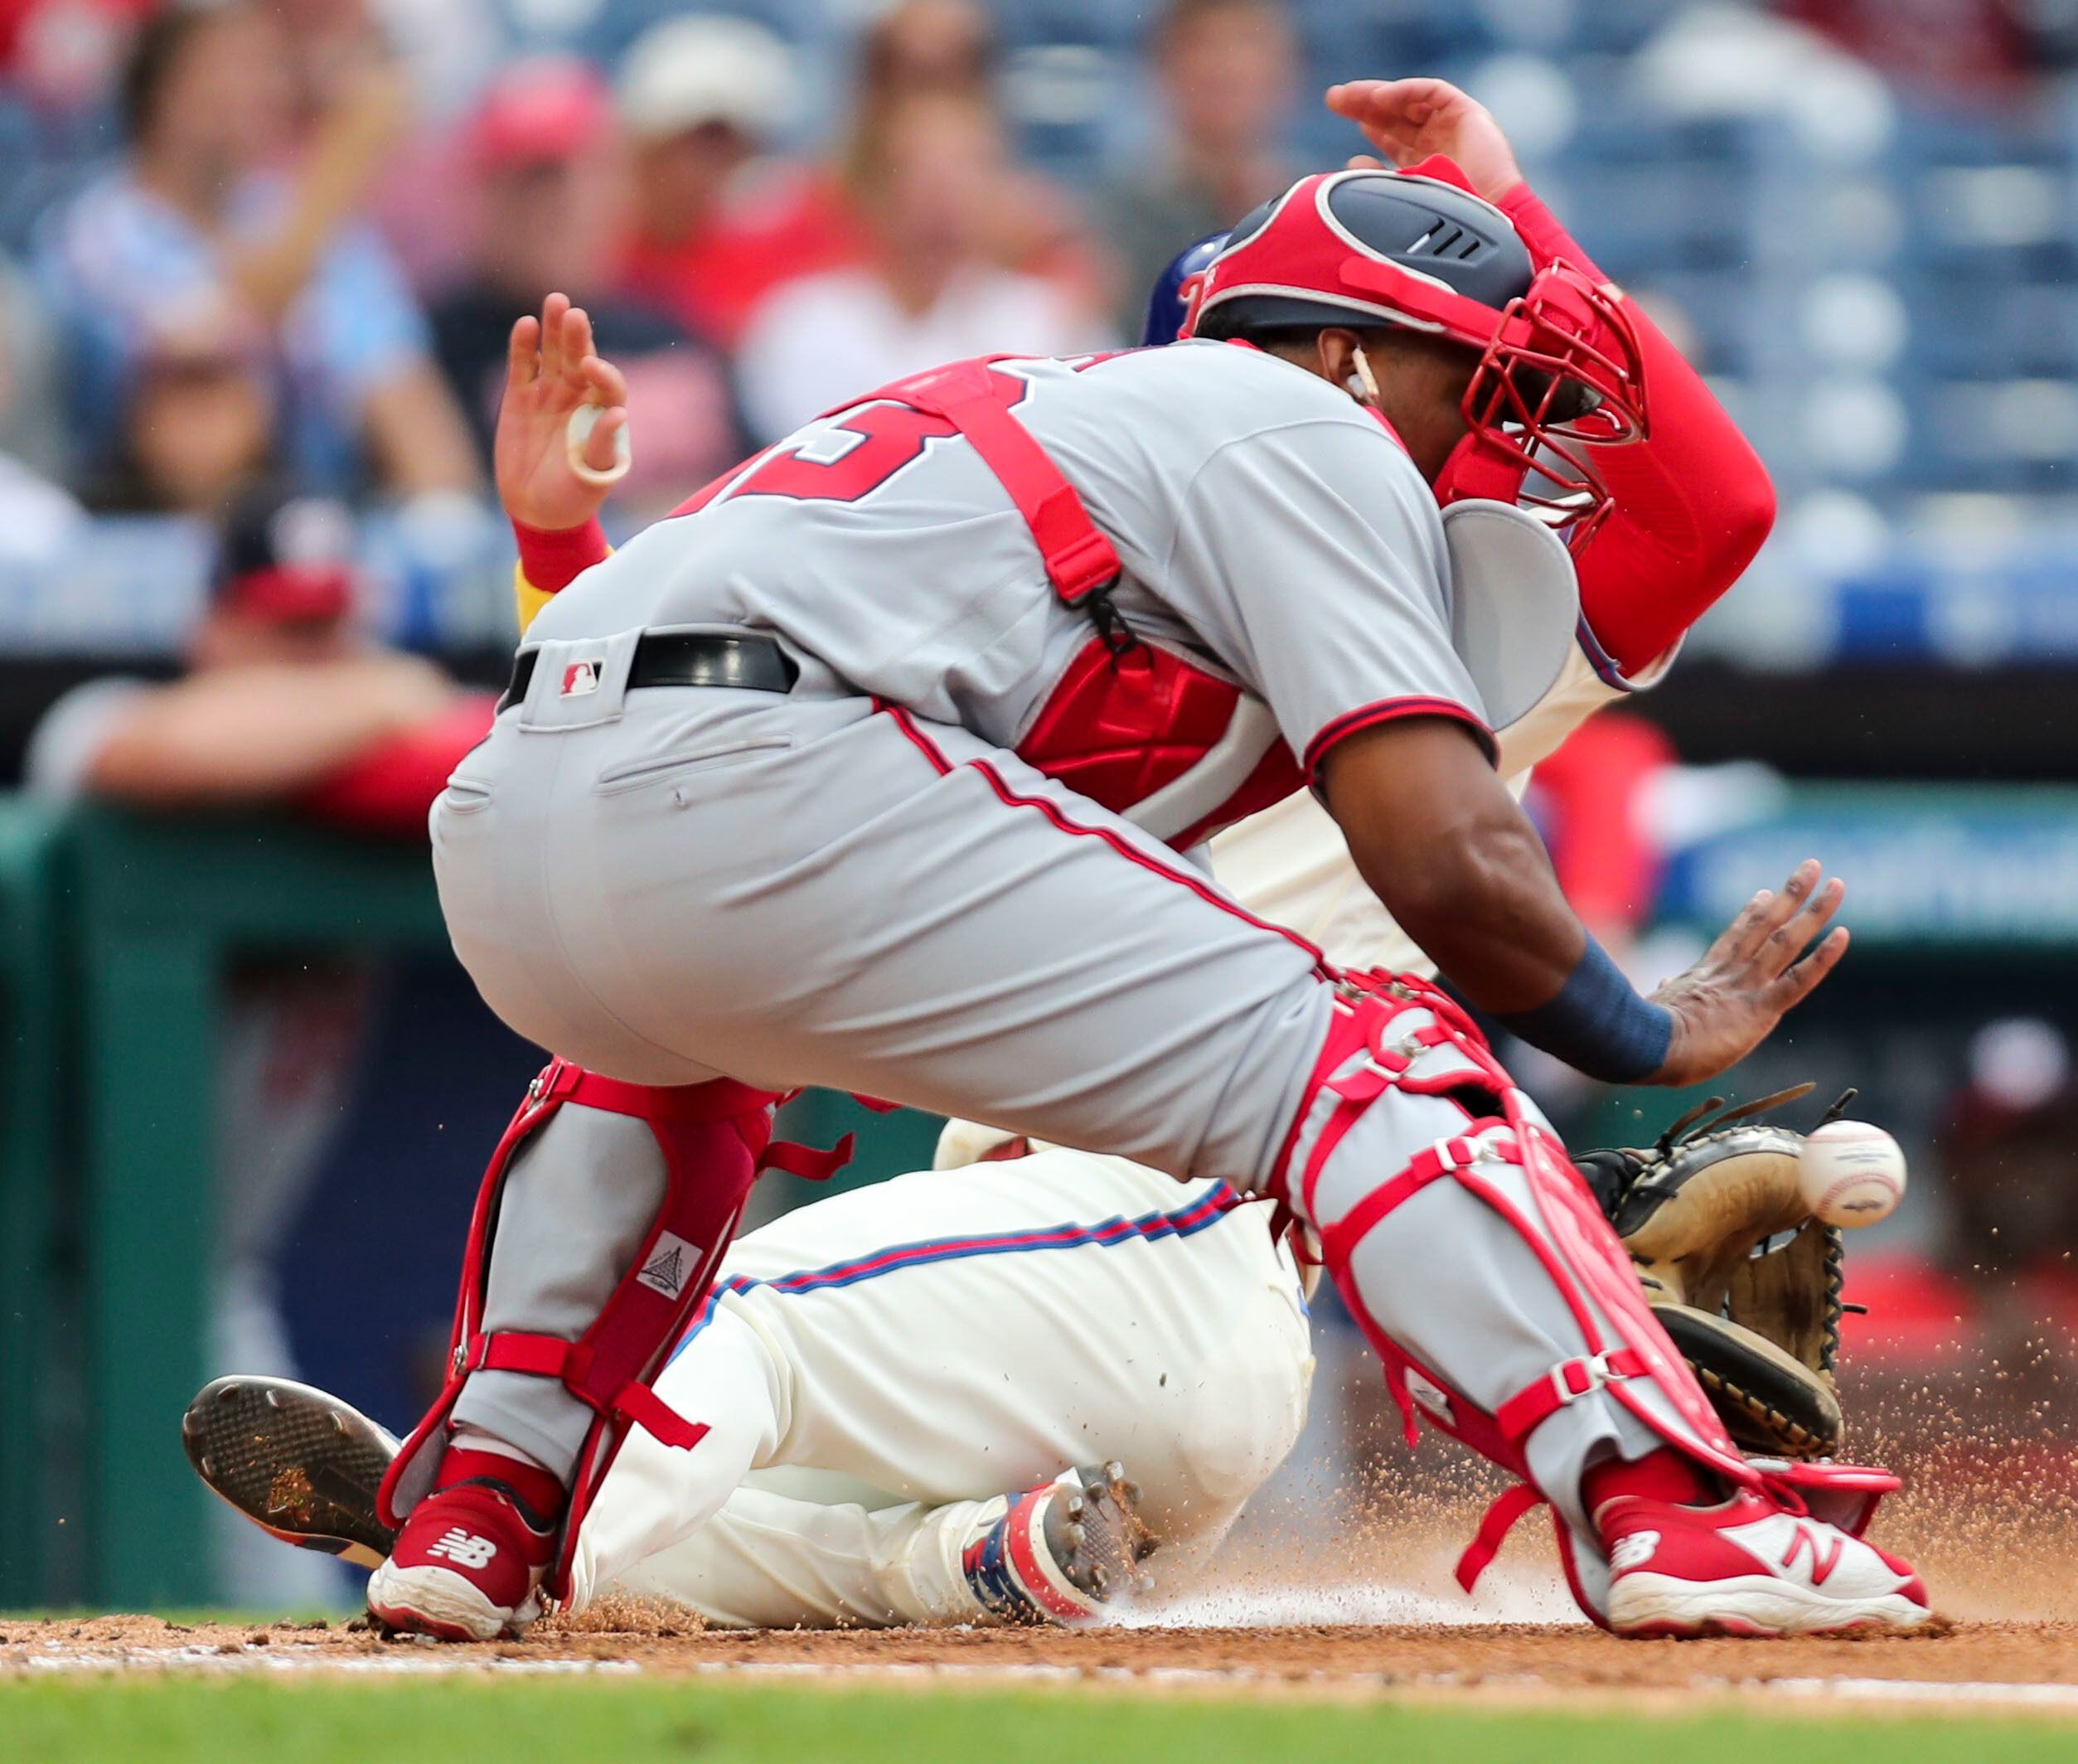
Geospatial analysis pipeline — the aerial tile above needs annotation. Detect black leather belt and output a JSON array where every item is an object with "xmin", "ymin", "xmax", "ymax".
[{"xmin": 501, "ymin": 631, "xmax": 797, "ymax": 712}]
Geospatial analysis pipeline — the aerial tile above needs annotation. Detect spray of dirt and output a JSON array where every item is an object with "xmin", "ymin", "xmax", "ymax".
[
  {"xmin": 536, "ymin": 1596, "xmax": 708, "ymax": 1640},
  {"xmin": 1116, "ymin": 1330, "xmax": 2078, "ymax": 1628}
]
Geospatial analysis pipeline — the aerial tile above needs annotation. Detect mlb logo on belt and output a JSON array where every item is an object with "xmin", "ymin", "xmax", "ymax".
[{"xmin": 561, "ymin": 659, "xmax": 602, "ymax": 697}]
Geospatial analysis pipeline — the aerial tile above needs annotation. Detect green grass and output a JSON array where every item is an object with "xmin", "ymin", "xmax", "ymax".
[{"xmin": 2, "ymin": 1679, "xmax": 2076, "ymax": 1764}]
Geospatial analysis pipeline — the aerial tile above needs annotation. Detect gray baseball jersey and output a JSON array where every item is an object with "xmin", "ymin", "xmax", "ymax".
[
  {"xmin": 524, "ymin": 341, "xmax": 1490, "ymax": 845},
  {"xmin": 435, "ymin": 340, "xmax": 1678, "ymax": 1545}
]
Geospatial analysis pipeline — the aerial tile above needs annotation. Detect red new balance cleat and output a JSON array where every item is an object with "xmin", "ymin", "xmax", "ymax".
[
  {"xmin": 365, "ymin": 1447, "xmax": 564, "ymax": 1640},
  {"xmin": 1600, "ymin": 1489, "xmax": 1930, "ymax": 1637}
]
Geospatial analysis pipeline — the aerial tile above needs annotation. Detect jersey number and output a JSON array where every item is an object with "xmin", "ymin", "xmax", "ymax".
[
  {"xmin": 665, "ymin": 356, "xmax": 1155, "ymax": 518},
  {"xmin": 734, "ymin": 403, "xmax": 966, "ymax": 504}
]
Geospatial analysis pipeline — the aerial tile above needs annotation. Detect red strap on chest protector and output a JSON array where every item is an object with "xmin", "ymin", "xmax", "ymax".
[
  {"xmin": 858, "ymin": 353, "xmax": 1309, "ymax": 843},
  {"xmin": 836, "ymin": 357, "xmax": 1122, "ymax": 607}
]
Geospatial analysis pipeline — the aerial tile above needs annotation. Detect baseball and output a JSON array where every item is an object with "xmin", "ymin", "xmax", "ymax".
[
  {"xmin": 1798, "ymin": 1121, "xmax": 1907, "ymax": 1227},
  {"xmin": 566, "ymin": 403, "xmax": 632, "ymax": 488}
]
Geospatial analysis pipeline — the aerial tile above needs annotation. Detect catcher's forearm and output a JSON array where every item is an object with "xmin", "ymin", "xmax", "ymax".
[{"xmin": 1326, "ymin": 720, "xmax": 1672, "ymax": 1082}]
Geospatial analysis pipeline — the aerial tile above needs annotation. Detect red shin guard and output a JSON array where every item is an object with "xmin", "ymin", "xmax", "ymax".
[
  {"xmin": 378, "ymin": 1059, "xmax": 781, "ymax": 1601},
  {"xmin": 1273, "ymin": 978, "xmax": 1756, "ymax": 1597},
  {"xmin": 1273, "ymin": 976, "xmax": 1904, "ymax": 1621}
]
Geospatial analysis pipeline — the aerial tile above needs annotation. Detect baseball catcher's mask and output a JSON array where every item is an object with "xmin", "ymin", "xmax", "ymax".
[
  {"xmin": 1453, "ymin": 261, "xmax": 1646, "ymax": 550},
  {"xmin": 1182, "ymin": 163, "xmax": 1644, "ymax": 547}
]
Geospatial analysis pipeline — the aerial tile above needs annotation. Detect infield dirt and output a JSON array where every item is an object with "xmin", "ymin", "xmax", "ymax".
[{"xmin": 7, "ymin": 1336, "xmax": 2074, "ymax": 1707}]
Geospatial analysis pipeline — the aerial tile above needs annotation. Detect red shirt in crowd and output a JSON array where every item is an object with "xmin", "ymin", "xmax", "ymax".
[
  {"xmin": 298, "ymin": 693, "xmax": 498, "ymax": 841},
  {"xmin": 617, "ymin": 163, "xmax": 865, "ymax": 349}
]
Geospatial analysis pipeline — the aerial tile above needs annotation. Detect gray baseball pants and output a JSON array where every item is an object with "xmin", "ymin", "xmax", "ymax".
[{"xmin": 432, "ymin": 653, "xmax": 1664, "ymax": 1561}]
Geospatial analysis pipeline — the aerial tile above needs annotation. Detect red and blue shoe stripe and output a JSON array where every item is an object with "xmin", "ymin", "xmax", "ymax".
[{"xmin": 962, "ymin": 1484, "xmax": 1097, "ymax": 1624}]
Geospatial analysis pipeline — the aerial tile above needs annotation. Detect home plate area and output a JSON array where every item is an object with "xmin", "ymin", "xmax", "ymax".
[
  {"xmin": 14, "ymin": 1376, "xmax": 2078, "ymax": 1717},
  {"xmin": 9, "ymin": 1610, "xmax": 2078, "ymax": 1718}
]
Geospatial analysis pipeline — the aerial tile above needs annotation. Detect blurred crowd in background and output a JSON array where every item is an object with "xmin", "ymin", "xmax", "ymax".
[
  {"xmin": 6, "ymin": 0, "xmax": 2078, "ymax": 644},
  {"xmin": 9, "ymin": 4, "xmax": 2078, "ymax": 1590}
]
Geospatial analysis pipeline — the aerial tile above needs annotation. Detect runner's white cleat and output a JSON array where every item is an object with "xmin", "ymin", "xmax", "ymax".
[{"xmin": 961, "ymin": 1461, "xmax": 1155, "ymax": 1625}]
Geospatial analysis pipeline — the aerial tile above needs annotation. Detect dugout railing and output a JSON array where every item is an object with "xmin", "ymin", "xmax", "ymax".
[
  {"xmin": 0, "ymin": 799, "xmax": 64, "ymax": 1607},
  {"xmin": 0, "ymin": 807, "xmax": 454, "ymax": 1609}
]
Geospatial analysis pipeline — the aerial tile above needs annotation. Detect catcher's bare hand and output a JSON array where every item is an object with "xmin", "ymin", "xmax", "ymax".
[
  {"xmin": 1326, "ymin": 78, "xmax": 1523, "ymax": 201},
  {"xmin": 495, "ymin": 292, "xmax": 628, "ymax": 532},
  {"xmin": 1645, "ymin": 860, "xmax": 1848, "ymax": 1086}
]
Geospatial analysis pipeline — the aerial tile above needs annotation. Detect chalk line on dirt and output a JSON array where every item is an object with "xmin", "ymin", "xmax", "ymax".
[
  {"xmin": 15, "ymin": 1645, "xmax": 2078, "ymax": 1713},
  {"xmin": 1118, "ymin": 1573, "xmax": 1579, "ymax": 1628}
]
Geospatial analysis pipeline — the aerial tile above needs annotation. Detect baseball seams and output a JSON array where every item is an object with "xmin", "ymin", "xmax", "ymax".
[{"xmin": 1797, "ymin": 1122, "xmax": 1906, "ymax": 1228}]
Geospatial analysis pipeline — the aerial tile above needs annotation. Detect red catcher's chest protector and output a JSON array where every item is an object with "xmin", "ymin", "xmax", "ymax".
[{"xmin": 843, "ymin": 355, "xmax": 1306, "ymax": 850}]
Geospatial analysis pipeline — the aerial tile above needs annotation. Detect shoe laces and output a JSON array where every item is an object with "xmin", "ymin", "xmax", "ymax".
[{"xmin": 1754, "ymin": 1476, "xmax": 1812, "ymax": 1519}]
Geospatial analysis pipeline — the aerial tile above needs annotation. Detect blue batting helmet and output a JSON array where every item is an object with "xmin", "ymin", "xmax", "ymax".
[{"xmin": 1139, "ymin": 230, "xmax": 1229, "ymax": 346}]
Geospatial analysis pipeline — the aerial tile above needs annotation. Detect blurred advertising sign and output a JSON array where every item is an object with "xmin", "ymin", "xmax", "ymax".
[{"xmin": 1661, "ymin": 786, "xmax": 2078, "ymax": 947}]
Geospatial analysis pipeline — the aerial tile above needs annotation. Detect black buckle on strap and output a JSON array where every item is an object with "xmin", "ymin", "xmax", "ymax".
[{"xmin": 1082, "ymin": 580, "xmax": 1148, "ymax": 665}]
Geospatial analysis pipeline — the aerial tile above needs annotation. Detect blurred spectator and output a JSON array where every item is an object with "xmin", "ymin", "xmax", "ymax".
[
  {"xmin": 1097, "ymin": 0, "xmax": 1300, "ymax": 336},
  {"xmin": 429, "ymin": 57, "xmax": 748, "ymax": 520},
  {"xmin": 1788, "ymin": 0, "xmax": 2032, "ymax": 95},
  {"xmin": 1941, "ymin": 1019, "xmax": 2078, "ymax": 1286},
  {"xmin": 840, "ymin": 0, "xmax": 1111, "ymax": 318},
  {"xmin": 87, "ymin": 304, "xmax": 278, "ymax": 514},
  {"xmin": 271, "ymin": 0, "xmax": 480, "ymax": 131},
  {"xmin": 0, "ymin": 255, "xmax": 84, "ymax": 558},
  {"xmin": 0, "ymin": 0, "xmax": 153, "ymax": 114},
  {"xmin": 269, "ymin": 0, "xmax": 504, "ymax": 290},
  {"xmin": 23, "ymin": 480, "xmax": 492, "ymax": 827},
  {"xmin": 1629, "ymin": 5, "xmax": 1896, "ymax": 148},
  {"xmin": 283, "ymin": 0, "xmax": 505, "ymax": 125},
  {"xmin": 613, "ymin": 13, "xmax": 858, "ymax": 350},
  {"xmin": 735, "ymin": 90, "xmax": 1115, "ymax": 443},
  {"xmin": 33, "ymin": 0, "xmax": 477, "ymax": 504},
  {"xmin": 856, "ymin": 0, "xmax": 991, "ymax": 85}
]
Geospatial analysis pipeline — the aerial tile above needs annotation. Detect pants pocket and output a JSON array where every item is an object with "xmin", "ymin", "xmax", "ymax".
[
  {"xmin": 592, "ymin": 738, "xmax": 792, "ymax": 798},
  {"xmin": 438, "ymin": 778, "xmax": 495, "ymax": 816}
]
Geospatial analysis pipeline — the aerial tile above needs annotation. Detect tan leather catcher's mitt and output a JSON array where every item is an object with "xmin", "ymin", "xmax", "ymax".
[{"xmin": 1575, "ymin": 1087, "xmax": 1859, "ymax": 1461}]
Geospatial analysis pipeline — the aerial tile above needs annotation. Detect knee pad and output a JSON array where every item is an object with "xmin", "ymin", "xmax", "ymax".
[{"xmin": 378, "ymin": 1059, "xmax": 782, "ymax": 1601}]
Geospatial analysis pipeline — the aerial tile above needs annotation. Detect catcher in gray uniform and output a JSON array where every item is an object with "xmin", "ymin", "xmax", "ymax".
[{"xmin": 361, "ymin": 80, "xmax": 1930, "ymax": 1642}]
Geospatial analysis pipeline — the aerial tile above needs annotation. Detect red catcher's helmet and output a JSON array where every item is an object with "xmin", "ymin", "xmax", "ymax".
[{"xmin": 1180, "ymin": 162, "xmax": 1646, "ymax": 549}]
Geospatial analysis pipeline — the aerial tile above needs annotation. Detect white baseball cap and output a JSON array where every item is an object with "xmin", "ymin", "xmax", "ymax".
[{"xmin": 616, "ymin": 14, "xmax": 797, "ymax": 141}]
